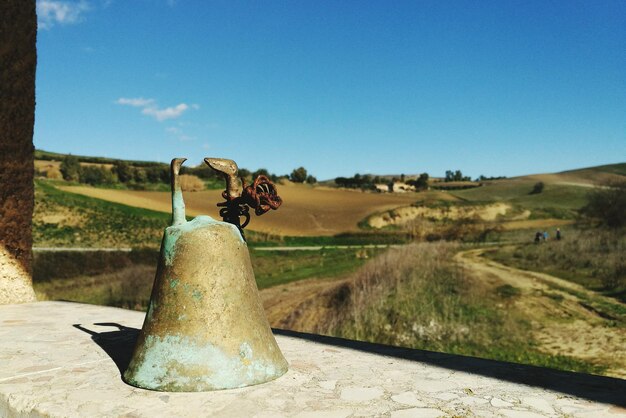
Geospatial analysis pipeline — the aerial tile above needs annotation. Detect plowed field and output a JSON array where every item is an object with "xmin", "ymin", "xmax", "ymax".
[{"xmin": 59, "ymin": 184, "xmax": 450, "ymax": 236}]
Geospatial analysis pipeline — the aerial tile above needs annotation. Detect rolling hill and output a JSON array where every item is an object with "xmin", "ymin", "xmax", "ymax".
[{"xmin": 33, "ymin": 150, "xmax": 624, "ymax": 242}]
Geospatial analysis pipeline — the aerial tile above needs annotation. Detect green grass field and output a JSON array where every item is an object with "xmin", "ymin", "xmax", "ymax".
[
  {"xmin": 565, "ymin": 162, "xmax": 626, "ymax": 176},
  {"xmin": 327, "ymin": 243, "xmax": 606, "ymax": 375},
  {"xmin": 485, "ymin": 228, "xmax": 626, "ymax": 305},
  {"xmin": 34, "ymin": 180, "xmax": 170, "ymax": 248},
  {"xmin": 33, "ymin": 247, "xmax": 377, "ymax": 309}
]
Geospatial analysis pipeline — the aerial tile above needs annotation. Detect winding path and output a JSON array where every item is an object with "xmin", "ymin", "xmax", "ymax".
[{"xmin": 454, "ymin": 248, "xmax": 626, "ymax": 378}]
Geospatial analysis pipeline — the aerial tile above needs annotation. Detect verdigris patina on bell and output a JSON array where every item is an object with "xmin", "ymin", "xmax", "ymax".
[{"xmin": 123, "ymin": 158, "xmax": 288, "ymax": 391}]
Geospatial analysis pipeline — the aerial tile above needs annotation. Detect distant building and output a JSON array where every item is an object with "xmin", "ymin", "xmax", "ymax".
[
  {"xmin": 392, "ymin": 182, "xmax": 416, "ymax": 193},
  {"xmin": 374, "ymin": 182, "xmax": 416, "ymax": 193}
]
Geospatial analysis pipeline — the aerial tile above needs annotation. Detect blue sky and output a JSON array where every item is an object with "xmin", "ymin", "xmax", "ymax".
[{"xmin": 35, "ymin": 0, "xmax": 625, "ymax": 180}]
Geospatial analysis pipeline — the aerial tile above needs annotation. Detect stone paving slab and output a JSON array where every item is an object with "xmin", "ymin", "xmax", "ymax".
[{"xmin": 0, "ymin": 302, "xmax": 624, "ymax": 417}]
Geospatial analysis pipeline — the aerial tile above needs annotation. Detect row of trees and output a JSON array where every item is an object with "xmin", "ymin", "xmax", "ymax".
[
  {"xmin": 335, "ymin": 174, "xmax": 383, "ymax": 189},
  {"xmin": 57, "ymin": 155, "xmax": 318, "ymax": 187},
  {"xmin": 334, "ymin": 173, "xmax": 430, "ymax": 191},
  {"xmin": 59, "ymin": 156, "xmax": 170, "ymax": 186},
  {"xmin": 406, "ymin": 173, "xmax": 429, "ymax": 190},
  {"xmin": 289, "ymin": 166, "xmax": 317, "ymax": 184},
  {"xmin": 444, "ymin": 170, "xmax": 472, "ymax": 182}
]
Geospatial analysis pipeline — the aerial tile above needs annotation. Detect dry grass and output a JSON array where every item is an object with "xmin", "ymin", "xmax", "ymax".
[
  {"xmin": 34, "ymin": 159, "xmax": 114, "ymax": 170},
  {"xmin": 35, "ymin": 264, "xmax": 156, "ymax": 310},
  {"xmin": 311, "ymin": 243, "xmax": 605, "ymax": 374},
  {"xmin": 487, "ymin": 228, "xmax": 626, "ymax": 298},
  {"xmin": 179, "ymin": 174, "xmax": 204, "ymax": 192}
]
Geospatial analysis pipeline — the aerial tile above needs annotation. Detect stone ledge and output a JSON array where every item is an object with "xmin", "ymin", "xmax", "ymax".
[{"xmin": 0, "ymin": 302, "xmax": 624, "ymax": 417}]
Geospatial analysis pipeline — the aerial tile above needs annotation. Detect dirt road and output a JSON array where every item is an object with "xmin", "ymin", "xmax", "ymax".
[
  {"xmin": 260, "ymin": 275, "xmax": 350, "ymax": 334},
  {"xmin": 454, "ymin": 248, "xmax": 626, "ymax": 378}
]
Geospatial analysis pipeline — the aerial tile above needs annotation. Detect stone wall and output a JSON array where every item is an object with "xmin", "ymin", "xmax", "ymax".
[{"xmin": 0, "ymin": 0, "xmax": 37, "ymax": 304}]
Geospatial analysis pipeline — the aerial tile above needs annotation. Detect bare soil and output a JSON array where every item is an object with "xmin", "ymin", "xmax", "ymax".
[
  {"xmin": 366, "ymin": 202, "xmax": 513, "ymax": 229},
  {"xmin": 260, "ymin": 275, "xmax": 349, "ymax": 333},
  {"xmin": 59, "ymin": 184, "xmax": 432, "ymax": 236},
  {"xmin": 454, "ymin": 248, "xmax": 626, "ymax": 378}
]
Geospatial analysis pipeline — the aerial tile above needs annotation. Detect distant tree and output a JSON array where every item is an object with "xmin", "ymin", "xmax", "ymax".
[
  {"xmin": 146, "ymin": 166, "xmax": 164, "ymax": 183},
  {"xmin": 581, "ymin": 180, "xmax": 626, "ymax": 228},
  {"xmin": 445, "ymin": 170, "xmax": 470, "ymax": 182},
  {"xmin": 477, "ymin": 175, "xmax": 507, "ymax": 181},
  {"xmin": 400, "ymin": 173, "xmax": 405, "ymax": 182},
  {"xmin": 335, "ymin": 177, "xmax": 348, "ymax": 187},
  {"xmin": 290, "ymin": 167, "xmax": 308, "ymax": 183},
  {"xmin": 102, "ymin": 167, "xmax": 115, "ymax": 184},
  {"xmin": 60, "ymin": 155, "xmax": 81, "ymax": 182},
  {"xmin": 238, "ymin": 168, "xmax": 251, "ymax": 181},
  {"xmin": 407, "ymin": 173, "xmax": 429, "ymax": 190},
  {"xmin": 184, "ymin": 163, "xmax": 216, "ymax": 180},
  {"xmin": 133, "ymin": 168, "xmax": 147, "ymax": 183},
  {"xmin": 415, "ymin": 173, "xmax": 429, "ymax": 190},
  {"xmin": 306, "ymin": 175, "xmax": 317, "ymax": 184},
  {"xmin": 80, "ymin": 166, "xmax": 102, "ymax": 185},
  {"xmin": 253, "ymin": 168, "xmax": 270, "ymax": 179},
  {"xmin": 334, "ymin": 174, "xmax": 377, "ymax": 189},
  {"xmin": 114, "ymin": 160, "xmax": 133, "ymax": 183},
  {"xmin": 530, "ymin": 182, "xmax": 544, "ymax": 195},
  {"xmin": 80, "ymin": 166, "xmax": 114, "ymax": 185},
  {"xmin": 159, "ymin": 166, "xmax": 170, "ymax": 183}
]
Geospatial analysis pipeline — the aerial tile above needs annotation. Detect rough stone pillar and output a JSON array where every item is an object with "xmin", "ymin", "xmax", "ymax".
[{"xmin": 0, "ymin": 0, "xmax": 37, "ymax": 304}]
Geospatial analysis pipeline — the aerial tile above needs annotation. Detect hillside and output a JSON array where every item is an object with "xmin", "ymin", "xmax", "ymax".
[
  {"xmin": 56, "ymin": 182, "xmax": 429, "ymax": 236},
  {"xmin": 35, "ymin": 149, "xmax": 166, "ymax": 168},
  {"xmin": 34, "ymin": 150, "xmax": 624, "ymax": 239},
  {"xmin": 31, "ymin": 153, "xmax": 626, "ymax": 378},
  {"xmin": 518, "ymin": 163, "xmax": 626, "ymax": 187}
]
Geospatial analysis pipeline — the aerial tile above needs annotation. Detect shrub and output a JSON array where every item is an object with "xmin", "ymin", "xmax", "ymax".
[
  {"xmin": 81, "ymin": 165, "xmax": 115, "ymax": 185},
  {"xmin": 179, "ymin": 174, "xmax": 205, "ymax": 191},
  {"xmin": 45, "ymin": 166, "xmax": 63, "ymax": 180},
  {"xmin": 114, "ymin": 160, "xmax": 133, "ymax": 183},
  {"xmin": 496, "ymin": 284, "xmax": 521, "ymax": 299},
  {"xmin": 530, "ymin": 182, "xmax": 544, "ymax": 195},
  {"xmin": 290, "ymin": 167, "xmax": 308, "ymax": 183},
  {"xmin": 60, "ymin": 155, "xmax": 81, "ymax": 181},
  {"xmin": 581, "ymin": 180, "xmax": 626, "ymax": 228}
]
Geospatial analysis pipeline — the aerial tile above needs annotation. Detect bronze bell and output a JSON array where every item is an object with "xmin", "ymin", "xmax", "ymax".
[{"xmin": 123, "ymin": 158, "xmax": 288, "ymax": 392}]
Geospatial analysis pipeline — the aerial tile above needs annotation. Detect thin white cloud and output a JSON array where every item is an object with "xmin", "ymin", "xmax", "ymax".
[
  {"xmin": 117, "ymin": 97, "xmax": 155, "ymax": 107},
  {"xmin": 166, "ymin": 126, "xmax": 196, "ymax": 142},
  {"xmin": 142, "ymin": 103, "xmax": 189, "ymax": 122},
  {"xmin": 117, "ymin": 98, "xmax": 193, "ymax": 122},
  {"xmin": 37, "ymin": 0, "xmax": 90, "ymax": 29}
]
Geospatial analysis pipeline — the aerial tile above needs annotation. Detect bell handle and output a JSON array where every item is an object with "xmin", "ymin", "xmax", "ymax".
[
  {"xmin": 204, "ymin": 157, "xmax": 242, "ymax": 200},
  {"xmin": 171, "ymin": 158, "xmax": 187, "ymax": 226}
]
